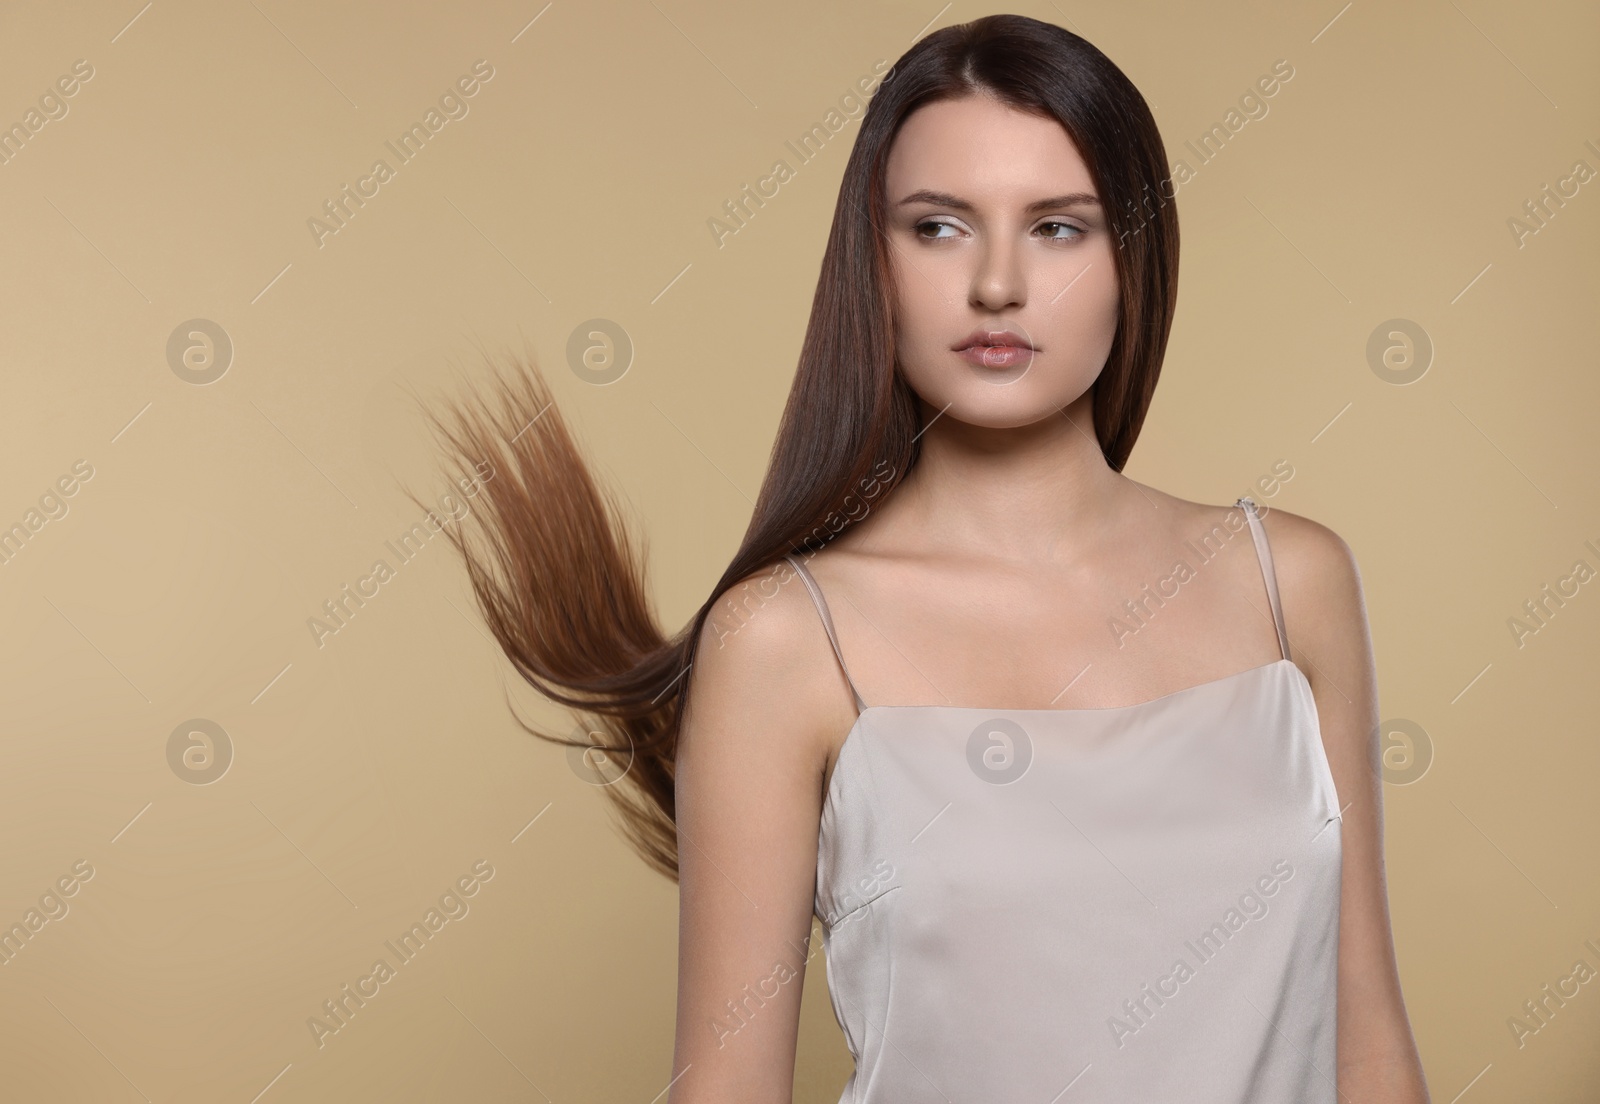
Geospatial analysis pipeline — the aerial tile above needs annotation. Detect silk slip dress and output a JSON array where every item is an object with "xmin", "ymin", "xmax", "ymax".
[{"xmin": 782, "ymin": 497, "xmax": 1344, "ymax": 1103}]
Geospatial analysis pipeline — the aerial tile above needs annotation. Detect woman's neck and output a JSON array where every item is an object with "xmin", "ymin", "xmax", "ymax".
[{"xmin": 877, "ymin": 394, "xmax": 1135, "ymax": 566}]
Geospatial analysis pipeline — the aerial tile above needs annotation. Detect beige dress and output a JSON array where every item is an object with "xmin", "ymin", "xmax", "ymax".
[{"xmin": 785, "ymin": 497, "xmax": 1343, "ymax": 1102}]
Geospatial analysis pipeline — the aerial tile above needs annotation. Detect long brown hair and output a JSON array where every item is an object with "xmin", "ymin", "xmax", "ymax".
[{"xmin": 424, "ymin": 13, "xmax": 1179, "ymax": 881}]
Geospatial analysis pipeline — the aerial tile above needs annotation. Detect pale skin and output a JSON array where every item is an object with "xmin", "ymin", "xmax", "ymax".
[{"xmin": 670, "ymin": 93, "xmax": 1429, "ymax": 1103}]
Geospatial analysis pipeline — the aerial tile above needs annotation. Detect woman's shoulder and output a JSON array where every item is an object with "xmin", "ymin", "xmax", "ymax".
[
  {"xmin": 1134, "ymin": 481, "xmax": 1364, "ymax": 631},
  {"xmin": 685, "ymin": 556, "xmax": 860, "ymax": 763},
  {"xmin": 1227, "ymin": 494, "xmax": 1362, "ymax": 599},
  {"xmin": 695, "ymin": 558, "xmax": 823, "ymax": 692},
  {"xmin": 1138, "ymin": 483, "xmax": 1355, "ymax": 566}
]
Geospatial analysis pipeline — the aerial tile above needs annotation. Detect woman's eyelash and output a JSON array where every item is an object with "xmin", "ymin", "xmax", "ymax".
[
  {"xmin": 1038, "ymin": 220, "xmax": 1084, "ymax": 239},
  {"xmin": 912, "ymin": 219, "xmax": 1084, "ymax": 240}
]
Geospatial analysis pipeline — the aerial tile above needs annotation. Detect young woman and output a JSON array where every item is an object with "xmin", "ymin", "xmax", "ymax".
[{"xmin": 429, "ymin": 14, "xmax": 1429, "ymax": 1103}]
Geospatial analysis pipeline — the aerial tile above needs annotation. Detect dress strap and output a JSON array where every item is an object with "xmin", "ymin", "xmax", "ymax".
[
  {"xmin": 782, "ymin": 553, "xmax": 868, "ymax": 715},
  {"xmin": 1236, "ymin": 498, "xmax": 1292, "ymax": 663}
]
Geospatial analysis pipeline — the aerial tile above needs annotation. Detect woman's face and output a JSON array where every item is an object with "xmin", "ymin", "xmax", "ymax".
[{"xmin": 882, "ymin": 93, "xmax": 1121, "ymax": 428}]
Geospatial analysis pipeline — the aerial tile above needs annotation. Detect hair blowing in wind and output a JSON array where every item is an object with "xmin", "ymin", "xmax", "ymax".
[{"xmin": 422, "ymin": 13, "xmax": 1178, "ymax": 882}]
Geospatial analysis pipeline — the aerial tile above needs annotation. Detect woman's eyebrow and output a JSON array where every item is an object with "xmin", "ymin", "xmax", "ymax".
[{"xmin": 893, "ymin": 189, "xmax": 1101, "ymax": 213}]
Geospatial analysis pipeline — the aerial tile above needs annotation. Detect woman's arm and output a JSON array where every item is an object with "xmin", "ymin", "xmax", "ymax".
[
  {"xmin": 668, "ymin": 564, "xmax": 846, "ymax": 1104},
  {"xmin": 1271, "ymin": 508, "xmax": 1431, "ymax": 1102}
]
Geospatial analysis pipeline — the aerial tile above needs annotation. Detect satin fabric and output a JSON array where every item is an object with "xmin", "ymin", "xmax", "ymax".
[{"xmin": 789, "ymin": 498, "xmax": 1344, "ymax": 1103}]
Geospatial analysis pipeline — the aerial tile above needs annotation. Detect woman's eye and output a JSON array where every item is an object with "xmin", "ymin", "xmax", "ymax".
[
  {"xmin": 1038, "ymin": 221, "xmax": 1084, "ymax": 240},
  {"xmin": 914, "ymin": 219, "xmax": 960, "ymax": 240}
]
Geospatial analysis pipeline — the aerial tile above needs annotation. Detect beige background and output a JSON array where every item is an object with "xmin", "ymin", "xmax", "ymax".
[{"xmin": 1, "ymin": 0, "xmax": 1596, "ymax": 1100}]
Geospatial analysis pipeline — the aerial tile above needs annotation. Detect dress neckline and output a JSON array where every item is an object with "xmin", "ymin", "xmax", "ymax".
[{"xmin": 821, "ymin": 657, "xmax": 1312, "ymax": 818}]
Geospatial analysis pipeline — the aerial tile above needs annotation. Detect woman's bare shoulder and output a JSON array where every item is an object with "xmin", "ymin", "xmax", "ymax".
[
  {"xmin": 683, "ymin": 557, "xmax": 858, "ymax": 768},
  {"xmin": 1126, "ymin": 481, "xmax": 1360, "ymax": 615},
  {"xmin": 1244, "ymin": 500, "xmax": 1368, "ymax": 658},
  {"xmin": 1237, "ymin": 498, "xmax": 1360, "ymax": 593},
  {"xmin": 1133, "ymin": 482, "xmax": 1346, "ymax": 547}
]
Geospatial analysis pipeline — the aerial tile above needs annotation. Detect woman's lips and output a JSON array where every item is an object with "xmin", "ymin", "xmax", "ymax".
[{"xmin": 956, "ymin": 343, "xmax": 1034, "ymax": 369}]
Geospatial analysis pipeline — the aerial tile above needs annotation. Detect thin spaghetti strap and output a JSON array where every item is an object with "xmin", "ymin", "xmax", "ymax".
[
  {"xmin": 782, "ymin": 553, "xmax": 868, "ymax": 715},
  {"xmin": 1236, "ymin": 498, "xmax": 1292, "ymax": 663}
]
